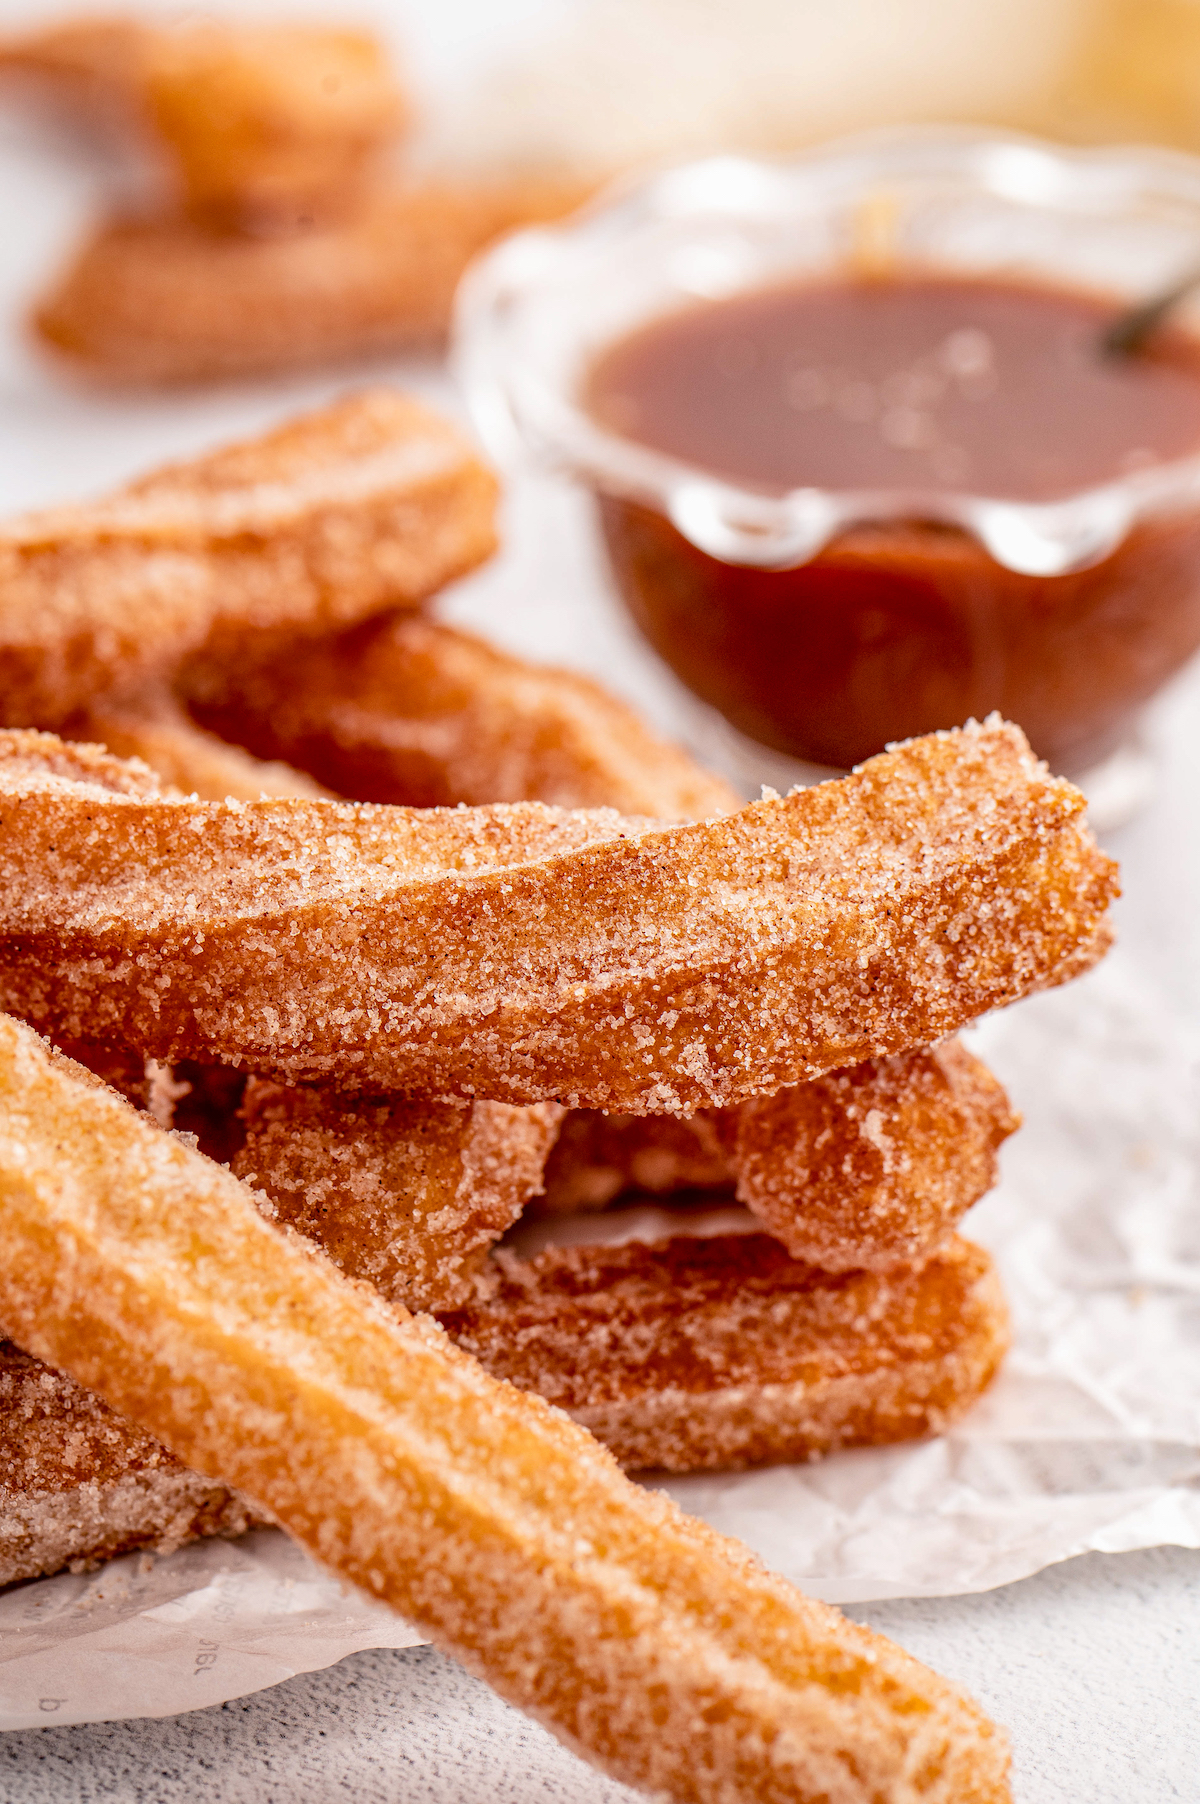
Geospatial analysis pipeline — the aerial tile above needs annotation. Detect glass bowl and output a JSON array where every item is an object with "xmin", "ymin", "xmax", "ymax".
[{"xmin": 454, "ymin": 127, "xmax": 1200, "ymax": 793}]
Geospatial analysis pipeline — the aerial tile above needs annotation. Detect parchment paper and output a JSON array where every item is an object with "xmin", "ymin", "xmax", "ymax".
[{"xmin": 2, "ymin": 948, "xmax": 1197, "ymax": 1730}]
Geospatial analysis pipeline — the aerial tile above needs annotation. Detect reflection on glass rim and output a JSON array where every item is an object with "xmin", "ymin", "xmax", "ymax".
[{"xmin": 455, "ymin": 127, "xmax": 1200, "ymax": 576}]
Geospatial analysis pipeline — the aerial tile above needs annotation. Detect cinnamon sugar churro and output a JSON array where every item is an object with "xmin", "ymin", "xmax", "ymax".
[
  {"xmin": 732, "ymin": 1041, "xmax": 1018, "ymax": 1270},
  {"xmin": 35, "ymin": 178, "xmax": 592, "ymax": 384},
  {"xmin": 541, "ymin": 1042, "xmax": 1018, "ymax": 1271},
  {"xmin": 0, "ymin": 1340, "xmax": 263, "ymax": 1586},
  {"xmin": 235, "ymin": 1078, "xmax": 562, "ymax": 1310},
  {"xmin": 0, "ymin": 719, "xmax": 1116, "ymax": 1108},
  {"xmin": 0, "ymin": 17, "xmax": 408, "ymax": 231},
  {"xmin": 69, "ymin": 686, "xmax": 330, "ymax": 802},
  {"xmin": 540, "ymin": 1106, "xmax": 733, "ymax": 1212},
  {"xmin": 438, "ymin": 1232, "xmax": 1008, "ymax": 1473},
  {"xmin": 0, "ymin": 390, "xmax": 497, "ymax": 727},
  {"xmin": 0, "ymin": 1015, "xmax": 1012, "ymax": 1803},
  {"xmin": 185, "ymin": 613, "xmax": 739, "ymax": 818}
]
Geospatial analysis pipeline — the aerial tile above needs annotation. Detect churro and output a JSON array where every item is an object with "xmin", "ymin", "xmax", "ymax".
[
  {"xmin": 234, "ymin": 1079, "xmax": 562, "ymax": 1310},
  {"xmin": 541, "ymin": 1042, "xmax": 1017, "ymax": 1270},
  {"xmin": 68, "ymin": 686, "xmax": 330, "ymax": 802},
  {"xmin": 0, "ymin": 1014, "xmax": 1012, "ymax": 1802},
  {"xmin": 0, "ymin": 390, "xmax": 497, "ymax": 727},
  {"xmin": 0, "ymin": 15, "xmax": 150, "ymax": 132},
  {"xmin": 35, "ymin": 178, "xmax": 592, "ymax": 383},
  {"xmin": 0, "ymin": 1339, "xmax": 262, "ymax": 1586},
  {"xmin": 140, "ymin": 25, "xmax": 406, "ymax": 232},
  {"xmin": 185, "ymin": 612, "xmax": 739, "ymax": 817},
  {"xmin": 438, "ymin": 1232, "xmax": 1007, "ymax": 1473},
  {"xmin": 540, "ymin": 1107, "xmax": 732, "ymax": 1212},
  {"xmin": 732, "ymin": 1041, "xmax": 1018, "ymax": 1270},
  {"xmin": 0, "ymin": 17, "xmax": 407, "ymax": 230},
  {"xmin": 0, "ymin": 718, "xmax": 1116, "ymax": 1108}
]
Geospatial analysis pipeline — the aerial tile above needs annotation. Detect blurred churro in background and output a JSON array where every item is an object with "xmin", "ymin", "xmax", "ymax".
[
  {"xmin": 0, "ymin": 16, "xmax": 407, "ymax": 230},
  {"xmin": 33, "ymin": 173, "xmax": 594, "ymax": 381},
  {"xmin": 0, "ymin": 13, "xmax": 592, "ymax": 381}
]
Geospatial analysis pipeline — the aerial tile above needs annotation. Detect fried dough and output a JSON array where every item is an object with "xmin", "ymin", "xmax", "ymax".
[
  {"xmin": 35, "ymin": 178, "xmax": 592, "ymax": 383},
  {"xmin": 234, "ymin": 1078, "xmax": 562, "ymax": 1311},
  {"xmin": 67, "ymin": 686, "xmax": 330, "ymax": 802},
  {"xmin": 0, "ymin": 17, "xmax": 407, "ymax": 230},
  {"xmin": 140, "ymin": 25, "xmax": 406, "ymax": 232},
  {"xmin": 541, "ymin": 1041, "xmax": 1018, "ymax": 1270},
  {"xmin": 0, "ymin": 719, "xmax": 1116, "ymax": 1110},
  {"xmin": 0, "ymin": 1339, "xmax": 262, "ymax": 1586},
  {"xmin": 0, "ymin": 1228, "xmax": 1005, "ymax": 1584},
  {"xmin": 540, "ymin": 1106, "xmax": 733, "ymax": 1212},
  {"xmin": 0, "ymin": 390, "xmax": 497, "ymax": 726},
  {"xmin": 0, "ymin": 1014, "xmax": 1012, "ymax": 1803},
  {"xmin": 184, "ymin": 612, "xmax": 739, "ymax": 818},
  {"xmin": 732, "ymin": 1040, "xmax": 1019, "ymax": 1269},
  {"xmin": 438, "ymin": 1232, "xmax": 1008, "ymax": 1473}
]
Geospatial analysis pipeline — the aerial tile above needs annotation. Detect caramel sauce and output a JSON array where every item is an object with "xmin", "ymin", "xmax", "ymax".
[
  {"xmin": 587, "ymin": 275, "xmax": 1200, "ymax": 500},
  {"xmin": 585, "ymin": 274, "xmax": 1200, "ymax": 772}
]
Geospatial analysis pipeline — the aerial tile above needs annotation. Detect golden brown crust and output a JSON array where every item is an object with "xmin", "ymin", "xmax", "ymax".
[
  {"xmin": 731, "ymin": 1041, "xmax": 1019, "ymax": 1270},
  {"xmin": 0, "ymin": 1340, "xmax": 263, "ymax": 1586},
  {"xmin": 184, "ymin": 612, "xmax": 739, "ymax": 819},
  {"xmin": 0, "ymin": 390, "xmax": 498, "ymax": 727},
  {"xmin": 234, "ymin": 1079, "xmax": 563, "ymax": 1311},
  {"xmin": 68, "ymin": 686, "xmax": 331, "ymax": 801},
  {"xmin": 0, "ymin": 720, "xmax": 1116, "ymax": 1109},
  {"xmin": 537, "ymin": 1041, "xmax": 1018, "ymax": 1269},
  {"xmin": 437, "ymin": 1234, "xmax": 1008, "ymax": 1473},
  {"xmin": 34, "ymin": 178, "xmax": 594, "ymax": 383},
  {"xmin": 0, "ymin": 1013, "xmax": 1012, "ymax": 1803}
]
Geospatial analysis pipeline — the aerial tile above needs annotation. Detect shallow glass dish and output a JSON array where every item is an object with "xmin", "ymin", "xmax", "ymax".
[{"xmin": 454, "ymin": 127, "xmax": 1200, "ymax": 783}]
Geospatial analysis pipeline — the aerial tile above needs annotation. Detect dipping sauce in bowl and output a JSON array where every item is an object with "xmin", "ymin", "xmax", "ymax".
[
  {"xmin": 456, "ymin": 131, "xmax": 1200, "ymax": 784},
  {"xmin": 585, "ymin": 273, "xmax": 1200, "ymax": 772}
]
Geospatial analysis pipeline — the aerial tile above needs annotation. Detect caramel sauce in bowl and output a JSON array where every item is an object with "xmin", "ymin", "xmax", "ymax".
[{"xmin": 456, "ymin": 131, "xmax": 1200, "ymax": 779}]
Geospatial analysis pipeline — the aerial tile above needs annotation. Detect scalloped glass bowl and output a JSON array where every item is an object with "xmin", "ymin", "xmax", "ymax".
[{"xmin": 454, "ymin": 128, "xmax": 1200, "ymax": 794}]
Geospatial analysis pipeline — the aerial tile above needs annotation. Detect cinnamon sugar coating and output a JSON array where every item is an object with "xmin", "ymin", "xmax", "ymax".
[
  {"xmin": 0, "ymin": 390, "xmax": 497, "ymax": 726},
  {"xmin": 538, "ymin": 1041, "xmax": 1017, "ymax": 1269},
  {"xmin": 0, "ymin": 1341, "xmax": 262, "ymax": 1585},
  {"xmin": 184, "ymin": 612, "xmax": 739, "ymax": 819},
  {"xmin": 438, "ymin": 1233, "xmax": 1007, "ymax": 1473},
  {"xmin": 34, "ymin": 178, "xmax": 592, "ymax": 384},
  {"xmin": 234, "ymin": 1079, "xmax": 562, "ymax": 1310},
  {"xmin": 0, "ymin": 719, "xmax": 1115, "ymax": 1110},
  {"xmin": 68, "ymin": 686, "xmax": 330, "ymax": 801},
  {"xmin": 0, "ymin": 1014, "xmax": 1011, "ymax": 1803},
  {"xmin": 732, "ymin": 1041, "xmax": 1019, "ymax": 1270}
]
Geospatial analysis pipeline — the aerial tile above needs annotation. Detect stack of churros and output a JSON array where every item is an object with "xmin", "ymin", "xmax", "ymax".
[
  {"xmin": 0, "ymin": 13, "xmax": 591, "ymax": 381},
  {"xmin": 0, "ymin": 389, "xmax": 1118, "ymax": 1801}
]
